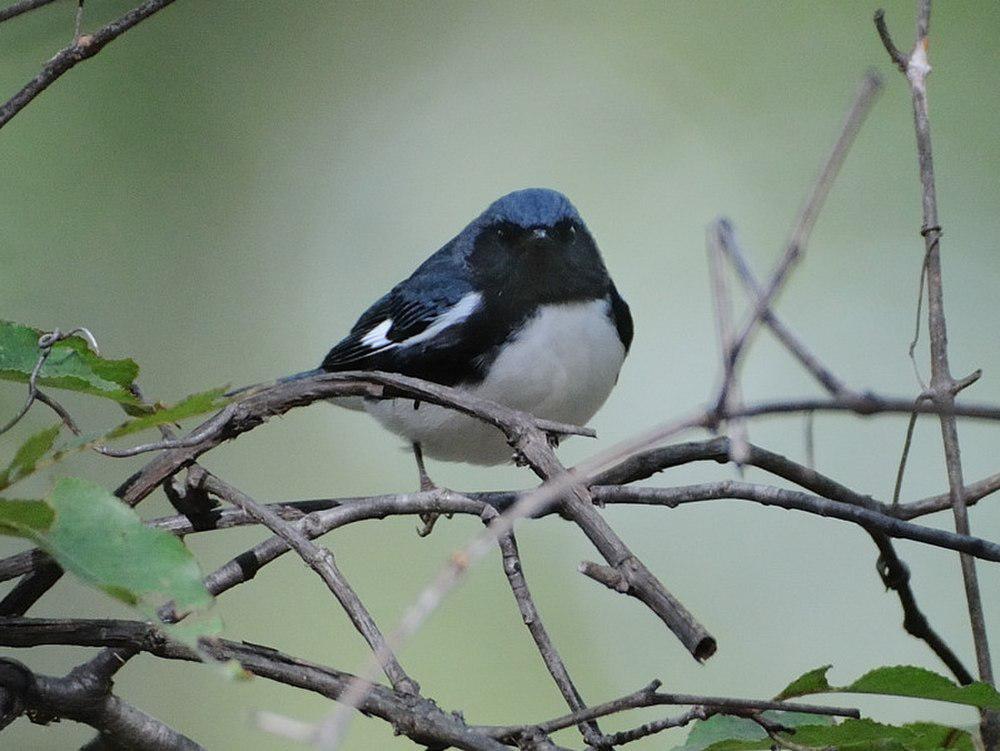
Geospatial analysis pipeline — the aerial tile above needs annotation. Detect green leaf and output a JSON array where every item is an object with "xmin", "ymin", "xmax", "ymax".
[
  {"xmin": 0, "ymin": 321, "xmax": 139, "ymax": 404},
  {"xmin": 673, "ymin": 712, "xmax": 831, "ymax": 751},
  {"xmin": 673, "ymin": 714, "xmax": 767, "ymax": 751},
  {"xmin": 6, "ymin": 478, "xmax": 212, "ymax": 614},
  {"xmin": 0, "ymin": 498, "xmax": 54, "ymax": 535},
  {"xmin": 777, "ymin": 665, "xmax": 1000, "ymax": 710},
  {"xmin": 776, "ymin": 664, "xmax": 834, "ymax": 700},
  {"xmin": 847, "ymin": 666, "xmax": 1000, "ymax": 710},
  {"xmin": 0, "ymin": 424, "xmax": 60, "ymax": 490},
  {"xmin": 703, "ymin": 719, "xmax": 974, "ymax": 751},
  {"xmin": 105, "ymin": 387, "xmax": 231, "ymax": 439}
]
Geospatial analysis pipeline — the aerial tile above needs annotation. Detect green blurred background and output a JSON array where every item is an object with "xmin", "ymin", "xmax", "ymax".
[{"xmin": 2, "ymin": 1, "xmax": 999, "ymax": 748}]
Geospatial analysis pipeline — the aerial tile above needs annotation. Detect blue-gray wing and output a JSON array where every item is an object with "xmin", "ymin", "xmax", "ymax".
[{"xmin": 320, "ymin": 241, "xmax": 479, "ymax": 377}]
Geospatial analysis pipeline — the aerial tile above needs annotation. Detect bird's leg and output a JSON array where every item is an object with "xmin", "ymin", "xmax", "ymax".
[
  {"xmin": 413, "ymin": 442, "xmax": 435, "ymax": 492},
  {"xmin": 412, "ymin": 442, "xmax": 449, "ymax": 536}
]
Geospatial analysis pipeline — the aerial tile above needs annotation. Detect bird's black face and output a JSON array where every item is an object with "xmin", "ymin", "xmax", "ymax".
[{"xmin": 470, "ymin": 218, "xmax": 610, "ymax": 308}]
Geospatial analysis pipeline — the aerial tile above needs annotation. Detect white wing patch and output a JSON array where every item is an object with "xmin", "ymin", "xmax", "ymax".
[
  {"xmin": 357, "ymin": 291, "xmax": 482, "ymax": 353},
  {"xmin": 400, "ymin": 292, "xmax": 481, "ymax": 347},
  {"xmin": 360, "ymin": 319, "xmax": 394, "ymax": 348}
]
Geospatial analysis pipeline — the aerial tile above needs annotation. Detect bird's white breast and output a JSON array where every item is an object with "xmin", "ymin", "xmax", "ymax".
[{"xmin": 364, "ymin": 299, "xmax": 626, "ymax": 464}]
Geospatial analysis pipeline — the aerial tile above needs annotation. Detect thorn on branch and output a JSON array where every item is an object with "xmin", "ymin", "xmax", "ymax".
[
  {"xmin": 578, "ymin": 561, "xmax": 627, "ymax": 592},
  {"xmin": 950, "ymin": 369, "xmax": 982, "ymax": 396}
]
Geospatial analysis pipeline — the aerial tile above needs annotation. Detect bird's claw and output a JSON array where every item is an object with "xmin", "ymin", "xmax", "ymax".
[
  {"xmin": 416, "ymin": 512, "xmax": 439, "ymax": 537},
  {"xmin": 416, "ymin": 508, "xmax": 454, "ymax": 537}
]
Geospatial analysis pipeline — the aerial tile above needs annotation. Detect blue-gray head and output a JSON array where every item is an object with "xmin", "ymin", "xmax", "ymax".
[
  {"xmin": 479, "ymin": 188, "xmax": 582, "ymax": 229},
  {"xmin": 461, "ymin": 188, "xmax": 609, "ymax": 305}
]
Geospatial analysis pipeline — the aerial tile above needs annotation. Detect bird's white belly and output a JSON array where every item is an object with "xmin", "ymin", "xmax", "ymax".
[{"xmin": 364, "ymin": 299, "xmax": 626, "ymax": 464}]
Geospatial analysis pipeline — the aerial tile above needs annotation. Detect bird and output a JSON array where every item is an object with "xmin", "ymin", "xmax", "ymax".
[{"xmin": 317, "ymin": 188, "xmax": 632, "ymax": 521}]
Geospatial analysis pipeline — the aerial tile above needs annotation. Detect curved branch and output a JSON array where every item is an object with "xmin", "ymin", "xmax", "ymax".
[
  {"xmin": 196, "ymin": 471, "xmax": 417, "ymax": 694},
  {"xmin": 0, "ymin": 618, "xmax": 862, "ymax": 750},
  {"xmin": 0, "ymin": 621, "xmax": 514, "ymax": 751},
  {"xmin": 0, "ymin": 657, "xmax": 201, "ymax": 750}
]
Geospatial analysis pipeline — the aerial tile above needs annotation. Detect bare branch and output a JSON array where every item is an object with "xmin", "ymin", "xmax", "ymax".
[
  {"xmin": 0, "ymin": 617, "xmax": 862, "ymax": 751},
  {"xmin": 707, "ymin": 218, "xmax": 750, "ymax": 464},
  {"xmin": 0, "ymin": 0, "xmax": 178, "ymax": 129},
  {"xmin": 873, "ymin": 9, "xmax": 908, "ymax": 72},
  {"xmin": 596, "ymin": 707, "xmax": 705, "ymax": 747},
  {"xmin": 0, "ymin": 620, "xmax": 514, "ymax": 751},
  {"xmin": 717, "ymin": 71, "xmax": 883, "ymax": 412},
  {"xmin": 195, "ymin": 471, "xmax": 418, "ymax": 695},
  {"xmin": 0, "ymin": 657, "xmax": 201, "ymax": 750},
  {"xmin": 901, "ymin": 472, "xmax": 1000, "ymax": 520},
  {"xmin": 0, "ymin": 0, "xmax": 59, "ymax": 24},
  {"xmin": 494, "ymin": 524, "xmax": 606, "ymax": 746},
  {"xmin": 874, "ymin": 3, "xmax": 997, "ymax": 745},
  {"xmin": 480, "ymin": 678, "xmax": 858, "ymax": 742},
  {"xmin": 590, "ymin": 483, "xmax": 1000, "ymax": 562},
  {"xmin": 712, "ymin": 218, "xmax": 855, "ymax": 398}
]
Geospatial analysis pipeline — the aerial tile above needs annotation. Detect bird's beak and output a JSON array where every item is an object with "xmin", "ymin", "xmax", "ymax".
[{"xmin": 520, "ymin": 227, "xmax": 554, "ymax": 250}]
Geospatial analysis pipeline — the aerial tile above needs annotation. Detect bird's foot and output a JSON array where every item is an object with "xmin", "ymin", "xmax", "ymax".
[
  {"xmin": 416, "ymin": 476, "xmax": 455, "ymax": 537},
  {"xmin": 411, "ymin": 443, "xmax": 457, "ymax": 536},
  {"xmin": 511, "ymin": 435, "xmax": 559, "ymax": 466},
  {"xmin": 416, "ymin": 511, "xmax": 440, "ymax": 537},
  {"xmin": 415, "ymin": 468, "xmax": 438, "ymax": 537}
]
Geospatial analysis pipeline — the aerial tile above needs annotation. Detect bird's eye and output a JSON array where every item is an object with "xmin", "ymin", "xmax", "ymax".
[
  {"xmin": 495, "ymin": 226, "xmax": 508, "ymax": 241},
  {"xmin": 556, "ymin": 222, "xmax": 577, "ymax": 244}
]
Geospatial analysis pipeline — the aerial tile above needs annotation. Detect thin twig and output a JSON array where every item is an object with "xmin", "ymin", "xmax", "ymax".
[
  {"xmin": 707, "ymin": 219, "xmax": 750, "ymax": 464},
  {"xmin": 875, "ymin": 6, "xmax": 997, "ymax": 746},
  {"xmin": 197, "ymin": 471, "xmax": 418, "ymax": 695},
  {"xmin": 33, "ymin": 390, "xmax": 82, "ymax": 435},
  {"xmin": 589, "ymin": 483, "xmax": 1000, "ymax": 562},
  {"xmin": 72, "ymin": 0, "xmax": 83, "ymax": 41},
  {"xmin": 900, "ymin": 471, "xmax": 1000, "ymax": 520},
  {"xmin": 0, "ymin": 0, "xmax": 59, "ymax": 24},
  {"xmin": 892, "ymin": 396, "xmax": 927, "ymax": 505},
  {"xmin": 596, "ymin": 707, "xmax": 705, "ymax": 747},
  {"xmin": 480, "ymin": 679, "xmax": 857, "ymax": 742},
  {"xmin": 874, "ymin": 9, "xmax": 908, "ymax": 72},
  {"xmin": 804, "ymin": 410, "xmax": 816, "ymax": 469},
  {"xmin": 0, "ymin": 345, "xmax": 50, "ymax": 436},
  {"xmin": 869, "ymin": 532, "xmax": 973, "ymax": 684},
  {"xmin": 716, "ymin": 71, "xmax": 883, "ymax": 412},
  {"xmin": 0, "ymin": 325, "xmax": 102, "ymax": 436},
  {"xmin": 0, "ymin": 0, "xmax": 178, "ymax": 129},
  {"xmin": 907, "ymin": 250, "xmax": 930, "ymax": 388},
  {"xmin": 713, "ymin": 218, "xmax": 855, "ymax": 398},
  {"xmin": 493, "ymin": 523, "xmax": 606, "ymax": 747}
]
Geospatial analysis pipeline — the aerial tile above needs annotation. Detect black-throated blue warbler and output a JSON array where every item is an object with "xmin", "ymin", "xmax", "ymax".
[{"xmin": 317, "ymin": 188, "xmax": 632, "ymax": 492}]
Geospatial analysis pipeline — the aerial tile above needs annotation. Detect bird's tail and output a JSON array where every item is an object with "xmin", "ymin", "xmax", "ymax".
[
  {"xmin": 224, "ymin": 368, "xmax": 324, "ymax": 398},
  {"xmin": 278, "ymin": 368, "xmax": 324, "ymax": 384}
]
